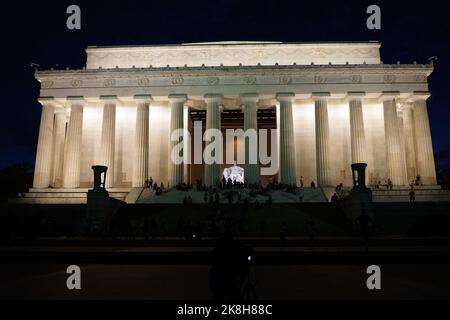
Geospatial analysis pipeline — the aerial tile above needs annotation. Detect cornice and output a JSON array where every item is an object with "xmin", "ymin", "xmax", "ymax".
[{"xmin": 35, "ymin": 63, "xmax": 433, "ymax": 81}]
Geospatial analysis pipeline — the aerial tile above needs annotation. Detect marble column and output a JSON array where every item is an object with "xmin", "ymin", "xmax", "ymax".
[
  {"xmin": 132, "ymin": 95, "xmax": 151, "ymax": 187},
  {"xmin": 348, "ymin": 92, "xmax": 367, "ymax": 164},
  {"xmin": 51, "ymin": 108, "xmax": 68, "ymax": 187},
  {"xmin": 183, "ymin": 105, "xmax": 191, "ymax": 183},
  {"xmin": 204, "ymin": 94, "xmax": 222, "ymax": 187},
  {"xmin": 276, "ymin": 93, "xmax": 297, "ymax": 185},
  {"xmin": 313, "ymin": 93, "xmax": 332, "ymax": 186},
  {"xmin": 276, "ymin": 103, "xmax": 281, "ymax": 182},
  {"xmin": 33, "ymin": 101, "xmax": 55, "ymax": 188},
  {"xmin": 412, "ymin": 93, "xmax": 437, "ymax": 185},
  {"xmin": 62, "ymin": 100, "xmax": 84, "ymax": 188},
  {"xmin": 382, "ymin": 94, "xmax": 407, "ymax": 185},
  {"xmin": 241, "ymin": 93, "xmax": 259, "ymax": 184},
  {"xmin": 99, "ymin": 96, "xmax": 117, "ymax": 189},
  {"xmin": 168, "ymin": 94, "xmax": 187, "ymax": 187},
  {"xmin": 402, "ymin": 103, "xmax": 417, "ymax": 182},
  {"xmin": 397, "ymin": 108, "xmax": 408, "ymax": 184}
]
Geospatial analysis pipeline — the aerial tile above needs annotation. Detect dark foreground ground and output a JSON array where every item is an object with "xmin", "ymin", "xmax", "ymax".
[
  {"xmin": 1, "ymin": 202, "xmax": 450, "ymax": 300},
  {"xmin": 1, "ymin": 238, "xmax": 449, "ymax": 300},
  {"xmin": 1, "ymin": 263, "xmax": 450, "ymax": 300}
]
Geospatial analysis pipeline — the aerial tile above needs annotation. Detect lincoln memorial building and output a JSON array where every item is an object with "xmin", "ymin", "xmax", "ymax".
[{"xmin": 22, "ymin": 41, "xmax": 441, "ymax": 203}]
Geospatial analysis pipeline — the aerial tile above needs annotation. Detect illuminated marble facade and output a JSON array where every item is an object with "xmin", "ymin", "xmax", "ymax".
[{"xmin": 31, "ymin": 41, "xmax": 437, "ymax": 193}]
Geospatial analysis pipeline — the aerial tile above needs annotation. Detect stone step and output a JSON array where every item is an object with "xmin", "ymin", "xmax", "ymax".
[
  {"xmin": 9, "ymin": 198, "xmax": 88, "ymax": 204},
  {"xmin": 336, "ymin": 188, "xmax": 450, "ymax": 202},
  {"xmin": 10, "ymin": 188, "xmax": 130, "ymax": 204},
  {"xmin": 28, "ymin": 188, "xmax": 131, "ymax": 193},
  {"xmin": 21, "ymin": 192, "xmax": 129, "ymax": 198}
]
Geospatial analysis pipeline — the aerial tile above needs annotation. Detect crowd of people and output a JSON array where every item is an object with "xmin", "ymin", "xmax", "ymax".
[{"xmin": 144, "ymin": 177, "xmax": 167, "ymax": 195}]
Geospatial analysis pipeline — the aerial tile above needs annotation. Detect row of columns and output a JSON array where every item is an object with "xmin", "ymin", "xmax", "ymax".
[{"xmin": 33, "ymin": 92, "xmax": 437, "ymax": 189}]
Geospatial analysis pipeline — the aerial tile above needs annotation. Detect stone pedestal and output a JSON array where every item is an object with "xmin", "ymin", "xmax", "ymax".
[
  {"xmin": 341, "ymin": 163, "xmax": 373, "ymax": 225},
  {"xmin": 85, "ymin": 165, "xmax": 123, "ymax": 236}
]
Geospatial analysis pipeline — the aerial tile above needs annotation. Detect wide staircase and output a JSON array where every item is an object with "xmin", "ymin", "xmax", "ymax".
[{"xmin": 136, "ymin": 187, "xmax": 328, "ymax": 204}]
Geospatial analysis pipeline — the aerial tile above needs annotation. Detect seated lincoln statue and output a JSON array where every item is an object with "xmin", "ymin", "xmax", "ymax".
[{"xmin": 223, "ymin": 162, "xmax": 244, "ymax": 184}]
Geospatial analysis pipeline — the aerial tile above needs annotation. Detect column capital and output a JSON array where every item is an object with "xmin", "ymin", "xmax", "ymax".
[
  {"xmin": 276, "ymin": 92, "xmax": 295, "ymax": 102},
  {"xmin": 54, "ymin": 107, "xmax": 68, "ymax": 115},
  {"xmin": 204, "ymin": 93, "xmax": 223, "ymax": 101},
  {"xmin": 347, "ymin": 91, "xmax": 366, "ymax": 101},
  {"xmin": 66, "ymin": 96, "xmax": 86, "ymax": 104},
  {"xmin": 38, "ymin": 96, "xmax": 55, "ymax": 105},
  {"xmin": 240, "ymin": 93, "xmax": 259, "ymax": 100},
  {"xmin": 134, "ymin": 94, "xmax": 153, "ymax": 103},
  {"xmin": 379, "ymin": 91, "xmax": 400, "ymax": 102},
  {"xmin": 401, "ymin": 101, "xmax": 414, "ymax": 110},
  {"xmin": 410, "ymin": 91, "xmax": 430, "ymax": 101},
  {"xmin": 311, "ymin": 92, "xmax": 331, "ymax": 100},
  {"xmin": 99, "ymin": 95, "xmax": 118, "ymax": 103},
  {"xmin": 168, "ymin": 94, "xmax": 188, "ymax": 103}
]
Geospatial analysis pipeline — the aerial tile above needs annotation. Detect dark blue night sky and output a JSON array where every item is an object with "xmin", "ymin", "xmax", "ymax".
[{"xmin": 1, "ymin": 0, "xmax": 449, "ymax": 169}]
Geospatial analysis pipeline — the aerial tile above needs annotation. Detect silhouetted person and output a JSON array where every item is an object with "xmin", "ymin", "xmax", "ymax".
[
  {"xmin": 209, "ymin": 232, "xmax": 244, "ymax": 300},
  {"xmin": 415, "ymin": 175, "xmax": 421, "ymax": 186},
  {"xmin": 310, "ymin": 181, "xmax": 316, "ymax": 189},
  {"xmin": 409, "ymin": 190, "xmax": 416, "ymax": 203},
  {"xmin": 331, "ymin": 193, "xmax": 339, "ymax": 203},
  {"xmin": 387, "ymin": 179, "xmax": 393, "ymax": 190}
]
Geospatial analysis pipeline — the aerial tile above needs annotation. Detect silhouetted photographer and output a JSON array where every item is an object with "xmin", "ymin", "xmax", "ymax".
[{"xmin": 210, "ymin": 231, "xmax": 256, "ymax": 300}]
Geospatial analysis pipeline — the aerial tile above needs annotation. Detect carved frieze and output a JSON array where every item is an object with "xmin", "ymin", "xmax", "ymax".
[
  {"xmin": 137, "ymin": 78, "xmax": 150, "ymax": 86},
  {"xmin": 171, "ymin": 76, "xmax": 184, "ymax": 85},
  {"xmin": 103, "ymin": 78, "xmax": 116, "ymax": 87}
]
